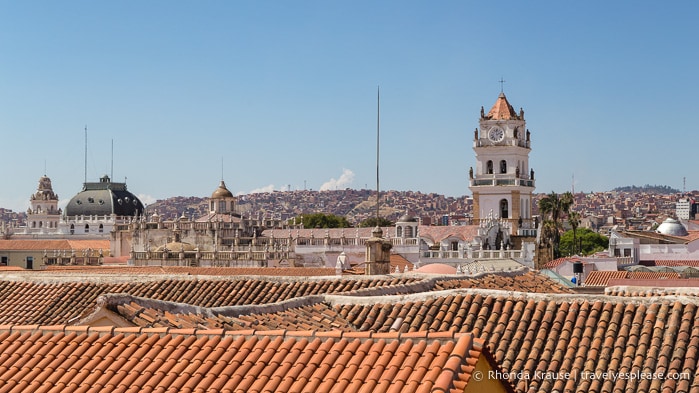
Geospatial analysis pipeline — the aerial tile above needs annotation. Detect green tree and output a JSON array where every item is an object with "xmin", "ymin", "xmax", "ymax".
[
  {"xmin": 295, "ymin": 213, "xmax": 351, "ymax": 228},
  {"xmin": 359, "ymin": 217, "xmax": 394, "ymax": 228},
  {"xmin": 538, "ymin": 191, "xmax": 574, "ymax": 258},
  {"xmin": 559, "ymin": 227, "xmax": 608, "ymax": 256}
]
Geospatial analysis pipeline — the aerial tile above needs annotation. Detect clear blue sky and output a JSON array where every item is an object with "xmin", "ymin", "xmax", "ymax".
[{"xmin": 1, "ymin": 1, "xmax": 697, "ymax": 212}]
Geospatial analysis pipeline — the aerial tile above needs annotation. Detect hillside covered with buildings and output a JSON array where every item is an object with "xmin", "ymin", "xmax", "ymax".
[{"xmin": 1, "ymin": 186, "xmax": 695, "ymax": 232}]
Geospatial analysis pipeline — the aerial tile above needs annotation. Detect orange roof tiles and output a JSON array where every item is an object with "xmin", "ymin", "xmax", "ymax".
[
  {"xmin": 110, "ymin": 297, "xmax": 357, "ymax": 332},
  {"xmin": 647, "ymin": 260, "xmax": 699, "ymax": 267},
  {"xmin": 434, "ymin": 271, "xmax": 572, "ymax": 293},
  {"xmin": 584, "ymin": 270, "xmax": 681, "ymax": 287},
  {"xmin": 582, "ymin": 270, "xmax": 629, "ymax": 287},
  {"xmin": 0, "ymin": 269, "xmax": 570, "ymax": 326},
  {"xmin": 0, "ymin": 276, "xmax": 420, "ymax": 325},
  {"xmin": 97, "ymin": 286, "xmax": 699, "ymax": 393},
  {"xmin": 0, "ymin": 327, "xmax": 511, "ymax": 393},
  {"xmin": 544, "ymin": 256, "xmax": 581, "ymax": 269},
  {"xmin": 1, "ymin": 267, "xmax": 698, "ymax": 392},
  {"xmin": 485, "ymin": 93, "xmax": 519, "ymax": 120},
  {"xmin": 0, "ymin": 239, "xmax": 110, "ymax": 251},
  {"xmin": 332, "ymin": 291, "xmax": 699, "ymax": 393}
]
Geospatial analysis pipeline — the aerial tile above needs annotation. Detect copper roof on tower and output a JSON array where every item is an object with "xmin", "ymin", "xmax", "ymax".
[
  {"xmin": 211, "ymin": 180, "xmax": 234, "ymax": 199},
  {"xmin": 485, "ymin": 92, "xmax": 521, "ymax": 120}
]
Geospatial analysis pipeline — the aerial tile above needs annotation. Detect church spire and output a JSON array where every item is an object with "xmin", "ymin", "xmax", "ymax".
[{"xmin": 485, "ymin": 92, "xmax": 520, "ymax": 120}]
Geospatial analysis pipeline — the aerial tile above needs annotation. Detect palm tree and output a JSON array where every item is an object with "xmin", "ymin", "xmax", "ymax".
[
  {"xmin": 568, "ymin": 211, "xmax": 581, "ymax": 255},
  {"xmin": 538, "ymin": 191, "xmax": 574, "ymax": 258},
  {"xmin": 540, "ymin": 219, "xmax": 558, "ymax": 261}
]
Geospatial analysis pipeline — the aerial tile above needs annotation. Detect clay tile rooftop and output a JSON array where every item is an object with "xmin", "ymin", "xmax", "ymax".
[
  {"xmin": 0, "ymin": 268, "xmax": 697, "ymax": 392},
  {"xmin": 0, "ymin": 326, "xmax": 512, "ymax": 393}
]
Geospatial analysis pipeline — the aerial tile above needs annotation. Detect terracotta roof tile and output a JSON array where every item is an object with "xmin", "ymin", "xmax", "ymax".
[
  {"xmin": 583, "ymin": 270, "xmax": 629, "ymax": 287},
  {"xmin": 434, "ymin": 271, "xmax": 572, "ymax": 293},
  {"xmin": 585, "ymin": 270, "xmax": 684, "ymax": 287},
  {"xmin": 0, "ymin": 239, "xmax": 110, "ymax": 252},
  {"xmin": 1, "ymin": 265, "xmax": 698, "ymax": 393},
  {"xmin": 0, "ymin": 275, "xmax": 423, "ymax": 326}
]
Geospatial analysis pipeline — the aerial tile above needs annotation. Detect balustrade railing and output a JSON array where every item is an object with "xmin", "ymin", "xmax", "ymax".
[
  {"xmin": 421, "ymin": 249, "xmax": 523, "ymax": 259},
  {"xmin": 470, "ymin": 177, "xmax": 535, "ymax": 188}
]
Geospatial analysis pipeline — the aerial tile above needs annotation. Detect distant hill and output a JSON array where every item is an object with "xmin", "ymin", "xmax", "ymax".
[
  {"xmin": 146, "ymin": 189, "xmax": 471, "ymax": 225},
  {"xmin": 612, "ymin": 184, "xmax": 680, "ymax": 194}
]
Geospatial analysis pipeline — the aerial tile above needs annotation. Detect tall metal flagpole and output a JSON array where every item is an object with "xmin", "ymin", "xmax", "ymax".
[
  {"xmin": 84, "ymin": 125, "xmax": 88, "ymax": 184},
  {"xmin": 376, "ymin": 86, "xmax": 380, "ymax": 224}
]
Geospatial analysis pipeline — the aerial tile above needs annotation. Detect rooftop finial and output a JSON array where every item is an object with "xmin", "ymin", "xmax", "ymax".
[{"xmin": 498, "ymin": 77, "xmax": 506, "ymax": 93}]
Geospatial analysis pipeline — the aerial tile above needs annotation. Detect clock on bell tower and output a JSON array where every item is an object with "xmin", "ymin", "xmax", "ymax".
[{"xmin": 469, "ymin": 92, "xmax": 536, "ymax": 236}]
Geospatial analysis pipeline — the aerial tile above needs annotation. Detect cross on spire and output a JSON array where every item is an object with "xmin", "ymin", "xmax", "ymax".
[{"xmin": 498, "ymin": 77, "xmax": 506, "ymax": 93}]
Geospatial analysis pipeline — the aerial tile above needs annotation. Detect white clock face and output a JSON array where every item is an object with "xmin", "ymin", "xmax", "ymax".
[{"xmin": 488, "ymin": 127, "xmax": 505, "ymax": 142}]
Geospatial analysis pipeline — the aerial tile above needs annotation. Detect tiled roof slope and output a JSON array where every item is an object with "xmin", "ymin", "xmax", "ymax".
[
  {"xmin": 544, "ymin": 256, "xmax": 580, "ymax": 269},
  {"xmin": 0, "ymin": 270, "xmax": 567, "ymax": 325},
  {"xmin": 606, "ymin": 286, "xmax": 699, "ymax": 297},
  {"xmin": 100, "ymin": 273, "xmax": 570, "ymax": 331},
  {"xmin": 584, "ymin": 270, "xmax": 682, "ymax": 287},
  {"xmin": 0, "ymin": 239, "xmax": 110, "ymax": 251},
  {"xmin": 0, "ymin": 277, "xmax": 419, "ymax": 326},
  {"xmin": 95, "ymin": 271, "xmax": 571, "ymax": 330},
  {"xmin": 582, "ymin": 270, "xmax": 628, "ymax": 287},
  {"xmin": 486, "ymin": 92, "xmax": 519, "ymax": 120},
  {"xmin": 330, "ymin": 290, "xmax": 699, "ymax": 393},
  {"xmin": 112, "ymin": 297, "xmax": 356, "ymax": 332},
  {"xmin": 644, "ymin": 260, "xmax": 699, "ymax": 267},
  {"xmin": 434, "ymin": 271, "xmax": 572, "ymax": 293},
  {"xmin": 0, "ymin": 326, "xmax": 512, "ymax": 393},
  {"xmin": 103, "ymin": 287, "xmax": 699, "ymax": 393}
]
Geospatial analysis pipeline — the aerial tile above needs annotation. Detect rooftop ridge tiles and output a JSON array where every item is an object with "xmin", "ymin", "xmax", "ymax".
[
  {"xmin": 606, "ymin": 285, "xmax": 699, "ymax": 297},
  {"xmin": 211, "ymin": 294, "xmax": 328, "ymax": 317},
  {"xmin": 322, "ymin": 286, "xmax": 699, "ymax": 307},
  {"xmin": 0, "ymin": 325, "xmax": 490, "ymax": 350}
]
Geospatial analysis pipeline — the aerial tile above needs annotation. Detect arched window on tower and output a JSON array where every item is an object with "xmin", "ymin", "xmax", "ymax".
[
  {"xmin": 99, "ymin": 224, "xmax": 104, "ymax": 233},
  {"xmin": 84, "ymin": 224, "xmax": 90, "ymax": 233},
  {"xmin": 397, "ymin": 226, "xmax": 403, "ymax": 238},
  {"xmin": 70, "ymin": 224, "xmax": 75, "ymax": 235},
  {"xmin": 486, "ymin": 160, "xmax": 493, "ymax": 174},
  {"xmin": 500, "ymin": 199, "xmax": 509, "ymax": 219},
  {"xmin": 500, "ymin": 160, "xmax": 507, "ymax": 174},
  {"xmin": 405, "ymin": 226, "xmax": 413, "ymax": 238}
]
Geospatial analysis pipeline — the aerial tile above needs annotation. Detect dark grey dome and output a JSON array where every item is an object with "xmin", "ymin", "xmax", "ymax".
[{"xmin": 64, "ymin": 175, "xmax": 144, "ymax": 217}]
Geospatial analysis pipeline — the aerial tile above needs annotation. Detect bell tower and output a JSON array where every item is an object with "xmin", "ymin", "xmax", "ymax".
[
  {"xmin": 27, "ymin": 175, "xmax": 61, "ymax": 233},
  {"xmin": 469, "ymin": 92, "xmax": 536, "ymax": 236}
]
